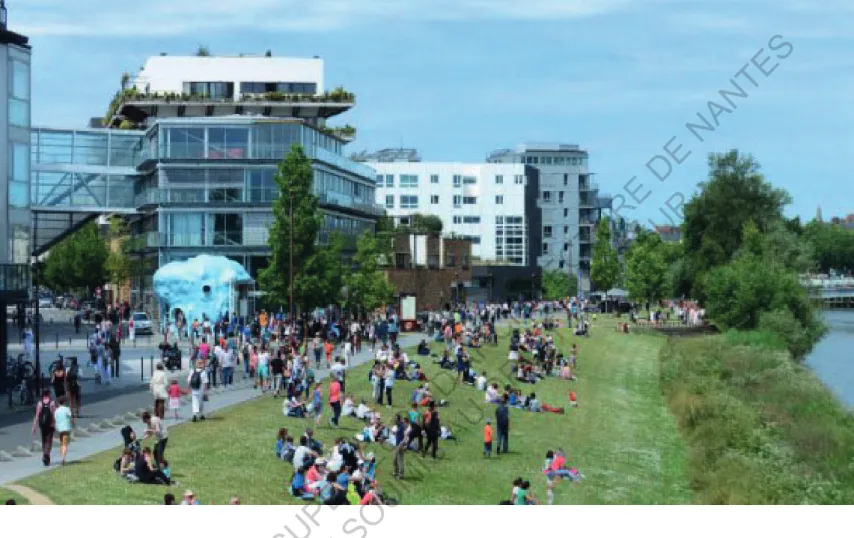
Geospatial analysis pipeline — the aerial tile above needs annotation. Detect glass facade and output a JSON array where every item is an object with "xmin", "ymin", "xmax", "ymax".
[
  {"xmin": 8, "ymin": 58, "xmax": 29, "ymax": 128},
  {"xmin": 240, "ymin": 82, "xmax": 317, "ymax": 95}
]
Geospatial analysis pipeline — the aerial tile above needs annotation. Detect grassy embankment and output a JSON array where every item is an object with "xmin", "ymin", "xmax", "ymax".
[
  {"xmin": 0, "ymin": 487, "xmax": 31, "ymax": 505},
  {"xmin": 21, "ymin": 324, "xmax": 691, "ymax": 504},
  {"xmin": 661, "ymin": 331, "xmax": 854, "ymax": 504}
]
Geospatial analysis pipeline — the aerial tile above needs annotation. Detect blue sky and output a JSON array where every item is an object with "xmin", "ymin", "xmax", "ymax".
[{"xmin": 14, "ymin": 0, "xmax": 854, "ymax": 226}]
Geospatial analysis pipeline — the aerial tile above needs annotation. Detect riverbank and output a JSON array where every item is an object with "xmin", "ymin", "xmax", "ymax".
[
  {"xmin": 16, "ymin": 326, "xmax": 691, "ymax": 504},
  {"xmin": 661, "ymin": 333, "xmax": 854, "ymax": 504}
]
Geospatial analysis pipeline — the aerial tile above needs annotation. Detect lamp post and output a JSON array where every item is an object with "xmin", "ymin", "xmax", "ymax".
[
  {"xmin": 289, "ymin": 185, "xmax": 294, "ymax": 327},
  {"xmin": 32, "ymin": 261, "xmax": 43, "ymax": 394}
]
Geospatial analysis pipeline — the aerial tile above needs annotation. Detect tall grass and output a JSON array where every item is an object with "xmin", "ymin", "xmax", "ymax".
[
  {"xmin": 723, "ymin": 329, "xmax": 786, "ymax": 351},
  {"xmin": 660, "ymin": 334, "xmax": 854, "ymax": 504}
]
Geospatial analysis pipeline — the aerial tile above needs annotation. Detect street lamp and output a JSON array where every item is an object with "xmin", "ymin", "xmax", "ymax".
[{"xmin": 32, "ymin": 261, "xmax": 44, "ymax": 393}]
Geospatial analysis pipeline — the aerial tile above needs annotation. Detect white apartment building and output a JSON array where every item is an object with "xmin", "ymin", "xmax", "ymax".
[{"xmin": 370, "ymin": 160, "xmax": 536, "ymax": 267}]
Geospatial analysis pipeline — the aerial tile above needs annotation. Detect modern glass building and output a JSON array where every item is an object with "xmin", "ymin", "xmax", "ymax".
[{"xmin": 30, "ymin": 55, "xmax": 382, "ymax": 315}]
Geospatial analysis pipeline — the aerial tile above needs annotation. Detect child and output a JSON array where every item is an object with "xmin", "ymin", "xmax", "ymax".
[
  {"xmin": 311, "ymin": 384, "xmax": 323, "ymax": 426},
  {"xmin": 569, "ymin": 391, "xmax": 578, "ymax": 408},
  {"xmin": 161, "ymin": 459, "xmax": 172, "ymax": 481},
  {"xmin": 483, "ymin": 419, "xmax": 493, "ymax": 457},
  {"xmin": 167, "ymin": 380, "xmax": 183, "ymax": 419}
]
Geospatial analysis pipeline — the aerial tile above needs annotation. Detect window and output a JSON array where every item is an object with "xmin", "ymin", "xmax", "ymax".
[
  {"xmin": 8, "ymin": 141, "xmax": 29, "ymax": 207},
  {"xmin": 544, "ymin": 156, "xmax": 553, "ymax": 165},
  {"xmin": 385, "ymin": 175, "xmax": 394, "ymax": 188},
  {"xmin": 207, "ymin": 127, "xmax": 249, "ymax": 159},
  {"xmin": 398, "ymin": 217, "xmax": 411, "ymax": 226},
  {"xmin": 564, "ymin": 174, "xmax": 568, "ymax": 186},
  {"xmin": 514, "ymin": 175, "xmax": 524, "ymax": 185},
  {"xmin": 453, "ymin": 216, "xmax": 462, "ymax": 224},
  {"xmin": 544, "ymin": 226, "xmax": 553, "ymax": 238},
  {"xmin": 463, "ymin": 216, "xmax": 481, "ymax": 224},
  {"xmin": 430, "ymin": 174, "xmax": 439, "ymax": 184},
  {"xmin": 453, "ymin": 175, "xmax": 462, "ymax": 187},
  {"xmin": 385, "ymin": 195, "xmax": 394, "ymax": 209},
  {"xmin": 559, "ymin": 191, "xmax": 565, "ymax": 204},
  {"xmin": 400, "ymin": 174, "xmax": 418, "ymax": 188},
  {"xmin": 212, "ymin": 213, "xmax": 243, "ymax": 246},
  {"xmin": 564, "ymin": 208, "xmax": 569, "ymax": 218},
  {"xmin": 183, "ymin": 81, "xmax": 234, "ymax": 98},
  {"xmin": 376, "ymin": 174, "xmax": 383, "ymax": 186},
  {"xmin": 495, "ymin": 175, "xmax": 504, "ymax": 184},
  {"xmin": 453, "ymin": 195, "xmax": 462, "ymax": 208},
  {"xmin": 495, "ymin": 195, "xmax": 504, "ymax": 205},
  {"xmin": 556, "ymin": 157, "xmax": 566, "ymax": 165},
  {"xmin": 400, "ymin": 195, "xmax": 419, "ymax": 209},
  {"xmin": 564, "ymin": 243, "xmax": 569, "ymax": 251},
  {"xmin": 542, "ymin": 243, "xmax": 549, "ymax": 254},
  {"xmin": 430, "ymin": 195, "xmax": 439, "ymax": 204},
  {"xmin": 9, "ymin": 99, "xmax": 28, "ymax": 128},
  {"xmin": 462, "ymin": 176, "xmax": 477, "ymax": 185},
  {"xmin": 463, "ymin": 196, "xmax": 477, "ymax": 205},
  {"xmin": 542, "ymin": 191, "xmax": 552, "ymax": 202},
  {"xmin": 564, "ymin": 226, "xmax": 569, "ymax": 234},
  {"xmin": 559, "ymin": 261, "xmax": 565, "ymax": 269},
  {"xmin": 10, "ymin": 60, "xmax": 29, "ymax": 100}
]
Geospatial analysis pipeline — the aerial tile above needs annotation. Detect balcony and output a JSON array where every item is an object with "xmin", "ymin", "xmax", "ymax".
[
  {"xmin": 109, "ymin": 87, "xmax": 356, "ymax": 127},
  {"xmin": 579, "ymin": 180, "xmax": 599, "ymax": 192},
  {"xmin": 316, "ymin": 191, "xmax": 385, "ymax": 217}
]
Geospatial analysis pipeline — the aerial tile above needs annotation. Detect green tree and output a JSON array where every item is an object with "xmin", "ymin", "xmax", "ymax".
[
  {"xmin": 345, "ymin": 232, "xmax": 396, "ymax": 313},
  {"xmin": 682, "ymin": 150, "xmax": 791, "ymax": 297},
  {"xmin": 625, "ymin": 230, "xmax": 668, "ymax": 305},
  {"xmin": 590, "ymin": 218, "xmax": 621, "ymax": 292},
  {"xmin": 541, "ymin": 269, "xmax": 577, "ymax": 300},
  {"xmin": 41, "ymin": 222, "xmax": 108, "ymax": 293},
  {"xmin": 105, "ymin": 217, "xmax": 132, "ymax": 300},
  {"xmin": 259, "ymin": 144, "xmax": 342, "ymax": 313}
]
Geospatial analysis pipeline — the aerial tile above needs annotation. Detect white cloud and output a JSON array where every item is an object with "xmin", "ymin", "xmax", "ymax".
[{"xmin": 14, "ymin": 0, "xmax": 637, "ymax": 37}]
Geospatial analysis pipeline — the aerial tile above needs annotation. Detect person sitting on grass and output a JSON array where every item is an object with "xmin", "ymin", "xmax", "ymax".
[
  {"xmin": 341, "ymin": 394, "xmax": 356, "ymax": 418},
  {"xmin": 485, "ymin": 383, "xmax": 500, "ymax": 404},
  {"xmin": 284, "ymin": 395, "xmax": 307, "ymax": 418},
  {"xmin": 275, "ymin": 428, "xmax": 289, "ymax": 458},
  {"xmin": 476, "ymin": 371, "xmax": 488, "ymax": 391},
  {"xmin": 417, "ymin": 340, "xmax": 431, "ymax": 356},
  {"xmin": 117, "ymin": 448, "xmax": 136, "ymax": 479},
  {"xmin": 290, "ymin": 465, "xmax": 316, "ymax": 501},
  {"xmin": 355, "ymin": 399, "xmax": 375, "ymax": 422},
  {"xmin": 305, "ymin": 458, "xmax": 327, "ymax": 495},
  {"xmin": 134, "ymin": 447, "xmax": 171, "ymax": 485},
  {"xmin": 516, "ymin": 480, "xmax": 538, "ymax": 505}
]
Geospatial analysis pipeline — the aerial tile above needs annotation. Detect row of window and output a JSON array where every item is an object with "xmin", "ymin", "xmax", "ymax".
[
  {"xmin": 541, "ymin": 191, "xmax": 567, "ymax": 203},
  {"xmin": 376, "ymin": 173, "xmax": 525, "ymax": 187},
  {"xmin": 525, "ymin": 155, "xmax": 587, "ymax": 166},
  {"xmin": 452, "ymin": 216, "xmax": 481, "ymax": 224},
  {"xmin": 541, "ymin": 242, "xmax": 574, "ymax": 254},
  {"xmin": 239, "ymin": 82, "xmax": 317, "ymax": 95},
  {"xmin": 543, "ymin": 226, "xmax": 573, "ymax": 238}
]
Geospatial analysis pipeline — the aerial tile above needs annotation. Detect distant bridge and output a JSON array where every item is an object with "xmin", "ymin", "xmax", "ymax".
[{"xmin": 803, "ymin": 277, "xmax": 854, "ymax": 305}]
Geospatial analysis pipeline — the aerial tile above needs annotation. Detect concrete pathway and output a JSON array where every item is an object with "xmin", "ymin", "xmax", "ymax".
[
  {"xmin": 4, "ymin": 483, "xmax": 54, "ymax": 505},
  {"xmin": 0, "ymin": 333, "xmax": 424, "ymax": 487}
]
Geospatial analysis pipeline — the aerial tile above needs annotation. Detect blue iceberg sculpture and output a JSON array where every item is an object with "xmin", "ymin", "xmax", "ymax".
[{"xmin": 153, "ymin": 254, "xmax": 253, "ymax": 326}]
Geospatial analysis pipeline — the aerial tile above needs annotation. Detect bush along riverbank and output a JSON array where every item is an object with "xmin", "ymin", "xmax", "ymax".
[{"xmin": 660, "ymin": 334, "xmax": 854, "ymax": 504}]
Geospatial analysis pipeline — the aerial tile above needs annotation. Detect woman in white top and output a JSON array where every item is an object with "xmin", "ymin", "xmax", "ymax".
[{"xmin": 150, "ymin": 363, "xmax": 169, "ymax": 419}]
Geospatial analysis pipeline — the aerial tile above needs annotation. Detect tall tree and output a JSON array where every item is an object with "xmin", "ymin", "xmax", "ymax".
[
  {"xmin": 345, "ymin": 232, "xmax": 396, "ymax": 314},
  {"xmin": 625, "ymin": 230, "xmax": 668, "ymax": 306},
  {"xmin": 105, "ymin": 216, "xmax": 132, "ymax": 301},
  {"xmin": 682, "ymin": 150, "xmax": 791, "ymax": 297},
  {"xmin": 541, "ymin": 269, "xmax": 577, "ymax": 300},
  {"xmin": 590, "ymin": 218, "xmax": 621, "ymax": 293},
  {"xmin": 259, "ymin": 144, "xmax": 342, "ymax": 313}
]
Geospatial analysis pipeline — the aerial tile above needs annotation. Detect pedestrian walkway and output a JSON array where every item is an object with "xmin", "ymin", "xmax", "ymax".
[
  {"xmin": 0, "ymin": 332, "xmax": 424, "ymax": 488},
  {"xmin": 3, "ymin": 483, "xmax": 54, "ymax": 505}
]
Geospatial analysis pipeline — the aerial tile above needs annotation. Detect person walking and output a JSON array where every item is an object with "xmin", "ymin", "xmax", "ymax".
[
  {"xmin": 187, "ymin": 359, "xmax": 209, "ymax": 422},
  {"xmin": 393, "ymin": 415, "xmax": 410, "ymax": 480},
  {"xmin": 31, "ymin": 390, "xmax": 57, "ymax": 466},
  {"xmin": 150, "ymin": 362, "xmax": 168, "ymax": 420},
  {"xmin": 495, "ymin": 395, "xmax": 510, "ymax": 455},
  {"xmin": 67, "ymin": 358, "xmax": 81, "ymax": 418},
  {"xmin": 384, "ymin": 364, "xmax": 395, "ymax": 408},
  {"xmin": 221, "ymin": 344, "xmax": 235, "ymax": 386},
  {"xmin": 50, "ymin": 361, "xmax": 68, "ymax": 401},
  {"xmin": 422, "ymin": 401, "xmax": 440, "ymax": 459},
  {"xmin": 54, "ymin": 396, "xmax": 74, "ymax": 465},
  {"xmin": 328, "ymin": 378, "xmax": 342, "ymax": 428},
  {"xmin": 142, "ymin": 411, "xmax": 169, "ymax": 468}
]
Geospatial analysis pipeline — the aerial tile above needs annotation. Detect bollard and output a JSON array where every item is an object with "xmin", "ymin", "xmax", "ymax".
[
  {"xmin": 140, "ymin": 356, "xmax": 144, "ymax": 382},
  {"xmin": 150, "ymin": 356, "xmax": 154, "ymax": 378}
]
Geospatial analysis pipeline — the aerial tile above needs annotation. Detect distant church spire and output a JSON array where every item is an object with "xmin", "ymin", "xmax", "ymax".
[{"xmin": 816, "ymin": 205, "xmax": 823, "ymax": 223}]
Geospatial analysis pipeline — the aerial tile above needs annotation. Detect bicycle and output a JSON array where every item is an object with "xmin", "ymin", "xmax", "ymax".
[{"xmin": 5, "ymin": 354, "xmax": 36, "ymax": 406}]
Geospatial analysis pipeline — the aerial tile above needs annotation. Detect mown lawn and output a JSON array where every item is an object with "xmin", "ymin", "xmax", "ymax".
[
  {"xmin": 0, "ymin": 487, "xmax": 31, "ymax": 505},
  {"xmin": 22, "ymin": 322, "xmax": 691, "ymax": 504}
]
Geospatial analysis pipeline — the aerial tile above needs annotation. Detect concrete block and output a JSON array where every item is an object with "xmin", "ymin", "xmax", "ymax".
[
  {"xmin": 0, "ymin": 450, "xmax": 15, "ymax": 462},
  {"xmin": 13, "ymin": 446, "xmax": 33, "ymax": 458},
  {"xmin": 73, "ymin": 427, "xmax": 90, "ymax": 438}
]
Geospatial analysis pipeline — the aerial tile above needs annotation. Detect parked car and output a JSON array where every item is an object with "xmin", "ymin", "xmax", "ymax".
[
  {"xmin": 38, "ymin": 296, "xmax": 53, "ymax": 309},
  {"xmin": 131, "ymin": 312, "xmax": 153, "ymax": 335}
]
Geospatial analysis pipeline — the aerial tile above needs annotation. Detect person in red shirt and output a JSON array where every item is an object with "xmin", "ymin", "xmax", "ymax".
[
  {"xmin": 360, "ymin": 481, "xmax": 383, "ymax": 505},
  {"xmin": 483, "ymin": 419, "xmax": 493, "ymax": 458},
  {"xmin": 324, "ymin": 340, "xmax": 334, "ymax": 369},
  {"xmin": 328, "ymin": 379, "xmax": 342, "ymax": 427}
]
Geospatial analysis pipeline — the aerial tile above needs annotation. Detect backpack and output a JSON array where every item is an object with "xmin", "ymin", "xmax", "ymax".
[
  {"xmin": 38, "ymin": 401, "xmax": 53, "ymax": 429},
  {"xmin": 190, "ymin": 370, "xmax": 202, "ymax": 390}
]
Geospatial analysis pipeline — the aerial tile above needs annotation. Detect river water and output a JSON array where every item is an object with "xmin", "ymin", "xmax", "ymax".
[{"xmin": 806, "ymin": 310, "xmax": 854, "ymax": 408}]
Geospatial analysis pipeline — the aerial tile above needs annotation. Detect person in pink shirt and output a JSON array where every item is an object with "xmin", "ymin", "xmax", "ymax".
[{"xmin": 328, "ymin": 379, "xmax": 342, "ymax": 427}]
